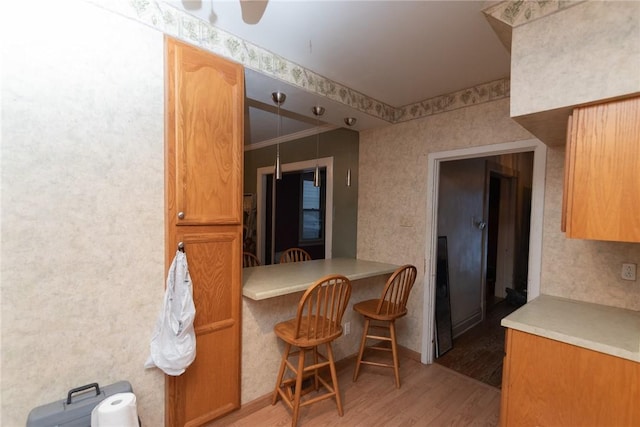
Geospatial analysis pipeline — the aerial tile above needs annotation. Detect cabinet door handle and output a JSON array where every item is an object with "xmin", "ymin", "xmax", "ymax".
[{"xmin": 178, "ymin": 211, "xmax": 185, "ymax": 219}]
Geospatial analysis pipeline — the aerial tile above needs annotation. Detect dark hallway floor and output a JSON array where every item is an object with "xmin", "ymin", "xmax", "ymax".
[{"xmin": 435, "ymin": 299, "xmax": 520, "ymax": 388}]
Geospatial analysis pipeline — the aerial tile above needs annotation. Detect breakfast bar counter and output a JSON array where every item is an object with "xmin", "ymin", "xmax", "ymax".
[{"xmin": 242, "ymin": 258, "xmax": 399, "ymax": 300}]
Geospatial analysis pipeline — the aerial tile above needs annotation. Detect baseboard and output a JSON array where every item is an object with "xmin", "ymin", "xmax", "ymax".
[
  {"xmin": 452, "ymin": 312, "xmax": 482, "ymax": 338},
  {"xmin": 397, "ymin": 344, "xmax": 421, "ymax": 362},
  {"xmin": 205, "ymin": 394, "xmax": 272, "ymax": 426},
  {"xmin": 208, "ymin": 345, "xmax": 421, "ymax": 424}
]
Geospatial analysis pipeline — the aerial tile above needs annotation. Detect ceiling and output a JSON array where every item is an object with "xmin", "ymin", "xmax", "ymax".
[{"xmin": 168, "ymin": 0, "xmax": 511, "ymax": 147}]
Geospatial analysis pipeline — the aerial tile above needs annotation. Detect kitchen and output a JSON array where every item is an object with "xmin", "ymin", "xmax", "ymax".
[{"xmin": 2, "ymin": 1, "xmax": 639, "ymax": 427}]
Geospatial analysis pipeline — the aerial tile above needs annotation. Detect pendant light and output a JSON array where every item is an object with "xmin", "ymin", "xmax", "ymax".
[
  {"xmin": 312, "ymin": 105, "xmax": 325, "ymax": 187},
  {"xmin": 272, "ymin": 91, "xmax": 286, "ymax": 180},
  {"xmin": 344, "ymin": 117, "xmax": 357, "ymax": 187}
]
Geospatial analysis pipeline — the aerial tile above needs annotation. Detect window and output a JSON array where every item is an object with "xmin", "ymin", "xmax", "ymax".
[{"xmin": 300, "ymin": 170, "xmax": 325, "ymax": 242}]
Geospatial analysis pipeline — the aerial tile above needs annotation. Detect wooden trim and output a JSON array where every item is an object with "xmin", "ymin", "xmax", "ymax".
[
  {"xmin": 561, "ymin": 114, "xmax": 573, "ymax": 232},
  {"xmin": 397, "ymin": 344, "xmax": 421, "ymax": 362},
  {"xmin": 499, "ymin": 328, "xmax": 512, "ymax": 427}
]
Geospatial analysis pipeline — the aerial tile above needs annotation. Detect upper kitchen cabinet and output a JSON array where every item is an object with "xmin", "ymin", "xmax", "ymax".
[
  {"xmin": 166, "ymin": 37, "xmax": 243, "ymax": 225},
  {"xmin": 563, "ymin": 96, "xmax": 640, "ymax": 242},
  {"xmin": 508, "ymin": 1, "xmax": 640, "ymax": 146}
]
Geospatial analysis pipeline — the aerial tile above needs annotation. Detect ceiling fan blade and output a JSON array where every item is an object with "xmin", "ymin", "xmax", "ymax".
[
  {"xmin": 240, "ymin": 0, "xmax": 268, "ymax": 25},
  {"xmin": 181, "ymin": 0, "xmax": 202, "ymax": 11}
]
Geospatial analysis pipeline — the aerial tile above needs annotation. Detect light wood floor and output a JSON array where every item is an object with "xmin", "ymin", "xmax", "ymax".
[{"xmin": 208, "ymin": 353, "xmax": 501, "ymax": 426}]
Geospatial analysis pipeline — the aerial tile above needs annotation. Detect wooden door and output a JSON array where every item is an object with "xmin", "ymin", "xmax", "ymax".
[{"xmin": 165, "ymin": 36, "xmax": 243, "ymax": 427}]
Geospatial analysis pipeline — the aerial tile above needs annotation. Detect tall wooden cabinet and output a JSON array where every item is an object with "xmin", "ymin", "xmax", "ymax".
[
  {"xmin": 563, "ymin": 96, "xmax": 640, "ymax": 242},
  {"xmin": 165, "ymin": 37, "xmax": 244, "ymax": 427}
]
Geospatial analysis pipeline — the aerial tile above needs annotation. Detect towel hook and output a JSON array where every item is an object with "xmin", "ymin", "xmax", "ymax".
[{"xmin": 177, "ymin": 241, "xmax": 185, "ymax": 252}]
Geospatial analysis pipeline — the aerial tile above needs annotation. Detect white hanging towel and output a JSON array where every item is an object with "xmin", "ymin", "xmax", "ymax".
[{"xmin": 145, "ymin": 249, "xmax": 196, "ymax": 375}]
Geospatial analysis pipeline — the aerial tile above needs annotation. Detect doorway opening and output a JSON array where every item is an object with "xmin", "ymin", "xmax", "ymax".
[
  {"xmin": 264, "ymin": 169, "xmax": 327, "ymax": 264},
  {"xmin": 422, "ymin": 139, "xmax": 547, "ymax": 368},
  {"xmin": 256, "ymin": 157, "xmax": 334, "ymax": 264},
  {"xmin": 485, "ymin": 170, "xmax": 531, "ymax": 311},
  {"xmin": 432, "ymin": 152, "xmax": 533, "ymax": 387}
]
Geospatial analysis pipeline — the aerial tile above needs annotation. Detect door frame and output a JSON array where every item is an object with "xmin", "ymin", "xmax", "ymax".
[
  {"xmin": 485, "ymin": 165, "xmax": 519, "ymax": 302},
  {"xmin": 421, "ymin": 139, "xmax": 547, "ymax": 364},
  {"xmin": 256, "ymin": 157, "xmax": 334, "ymax": 263}
]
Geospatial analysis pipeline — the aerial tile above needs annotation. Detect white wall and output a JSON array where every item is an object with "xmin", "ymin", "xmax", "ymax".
[{"xmin": 1, "ymin": 2, "xmax": 165, "ymax": 425}]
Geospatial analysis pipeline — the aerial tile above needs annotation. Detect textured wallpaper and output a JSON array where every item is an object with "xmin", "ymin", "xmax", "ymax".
[
  {"xmin": 541, "ymin": 147, "xmax": 640, "ymax": 310},
  {"xmin": 511, "ymin": 1, "xmax": 640, "ymax": 117},
  {"xmin": 1, "ymin": 2, "xmax": 165, "ymax": 425},
  {"xmin": 3, "ymin": 3, "xmax": 639, "ymax": 423},
  {"xmin": 357, "ymin": 97, "xmax": 640, "ymax": 360},
  {"xmin": 357, "ymin": 98, "xmax": 533, "ymax": 354}
]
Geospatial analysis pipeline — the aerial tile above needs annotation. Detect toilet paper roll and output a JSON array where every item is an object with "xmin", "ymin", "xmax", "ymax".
[{"xmin": 91, "ymin": 392, "xmax": 139, "ymax": 427}]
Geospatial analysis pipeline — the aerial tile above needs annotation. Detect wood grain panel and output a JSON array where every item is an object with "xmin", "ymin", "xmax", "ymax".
[
  {"xmin": 500, "ymin": 329, "xmax": 640, "ymax": 426},
  {"xmin": 176, "ymin": 327, "xmax": 239, "ymax": 427},
  {"xmin": 165, "ymin": 36, "xmax": 243, "ymax": 427},
  {"xmin": 498, "ymin": 325, "xmax": 511, "ymax": 425},
  {"xmin": 167, "ymin": 37, "xmax": 243, "ymax": 226},
  {"xmin": 178, "ymin": 230, "xmax": 240, "ymax": 329},
  {"xmin": 561, "ymin": 115, "xmax": 574, "ymax": 233},
  {"xmin": 565, "ymin": 96, "xmax": 640, "ymax": 241}
]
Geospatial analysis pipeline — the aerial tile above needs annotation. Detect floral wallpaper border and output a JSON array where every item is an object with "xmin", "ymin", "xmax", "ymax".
[
  {"xmin": 85, "ymin": 0, "xmax": 571, "ymax": 125},
  {"xmin": 483, "ymin": 0, "xmax": 586, "ymax": 28}
]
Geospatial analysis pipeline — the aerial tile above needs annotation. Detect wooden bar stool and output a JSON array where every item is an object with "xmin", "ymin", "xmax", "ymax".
[
  {"xmin": 242, "ymin": 252, "xmax": 261, "ymax": 267},
  {"xmin": 272, "ymin": 274, "xmax": 352, "ymax": 427},
  {"xmin": 279, "ymin": 247, "xmax": 312, "ymax": 263},
  {"xmin": 352, "ymin": 264, "xmax": 417, "ymax": 388}
]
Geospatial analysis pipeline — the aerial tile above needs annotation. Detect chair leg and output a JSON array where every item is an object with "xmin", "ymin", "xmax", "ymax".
[
  {"xmin": 313, "ymin": 345, "xmax": 320, "ymax": 391},
  {"xmin": 326, "ymin": 342, "xmax": 343, "ymax": 416},
  {"xmin": 353, "ymin": 317, "xmax": 370, "ymax": 382},
  {"xmin": 389, "ymin": 321, "xmax": 401, "ymax": 388},
  {"xmin": 272, "ymin": 342, "xmax": 291, "ymax": 405},
  {"xmin": 291, "ymin": 347, "xmax": 306, "ymax": 427}
]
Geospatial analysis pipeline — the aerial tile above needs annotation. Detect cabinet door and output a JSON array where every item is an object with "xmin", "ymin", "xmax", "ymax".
[
  {"xmin": 500, "ymin": 329, "xmax": 640, "ymax": 426},
  {"xmin": 165, "ymin": 36, "xmax": 243, "ymax": 427},
  {"xmin": 564, "ymin": 96, "xmax": 640, "ymax": 242},
  {"xmin": 166, "ymin": 227, "xmax": 242, "ymax": 427},
  {"xmin": 166, "ymin": 37, "xmax": 243, "ymax": 225}
]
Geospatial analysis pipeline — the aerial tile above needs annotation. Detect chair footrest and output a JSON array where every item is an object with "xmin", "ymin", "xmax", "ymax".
[
  {"xmin": 367, "ymin": 345, "xmax": 392, "ymax": 352},
  {"xmin": 365, "ymin": 334, "xmax": 392, "ymax": 342},
  {"xmin": 299, "ymin": 390, "xmax": 337, "ymax": 408},
  {"xmin": 360, "ymin": 360, "xmax": 394, "ymax": 369}
]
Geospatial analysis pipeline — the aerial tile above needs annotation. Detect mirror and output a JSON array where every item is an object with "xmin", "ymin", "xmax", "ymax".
[{"xmin": 435, "ymin": 236, "xmax": 454, "ymax": 357}]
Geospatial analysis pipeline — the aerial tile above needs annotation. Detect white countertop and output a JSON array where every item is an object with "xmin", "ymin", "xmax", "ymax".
[
  {"xmin": 242, "ymin": 258, "xmax": 399, "ymax": 300},
  {"xmin": 502, "ymin": 294, "xmax": 640, "ymax": 362}
]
